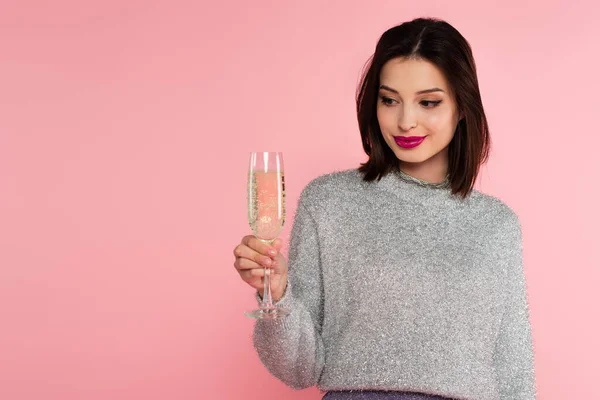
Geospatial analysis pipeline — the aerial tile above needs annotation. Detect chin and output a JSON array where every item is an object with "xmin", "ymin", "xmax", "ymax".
[{"xmin": 392, "ymin": 148, "xmax": 431, "ymax": 164}]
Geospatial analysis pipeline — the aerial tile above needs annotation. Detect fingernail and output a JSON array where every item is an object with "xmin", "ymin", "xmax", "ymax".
[
  {"xmin": 263, "ymin": 257, "xmax": 272, "ymax": 266},
  {"xmin": 268, "ymin": 249, "xmax": 276, "ymax": 257}
]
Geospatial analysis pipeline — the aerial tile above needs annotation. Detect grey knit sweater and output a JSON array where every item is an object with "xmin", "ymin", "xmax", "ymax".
[{"xmin": 253, "ymin": 168, "xmax": 536, "ymax": 400}]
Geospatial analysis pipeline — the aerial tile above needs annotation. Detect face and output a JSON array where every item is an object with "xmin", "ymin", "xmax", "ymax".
[{"xmin": 377, "ymin": 57, "xmax": 461, "ymax": 175}]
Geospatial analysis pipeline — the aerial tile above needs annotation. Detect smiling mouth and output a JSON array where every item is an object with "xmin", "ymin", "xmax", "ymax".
[
  {"xmin": 393, "ymin": 136, "xmax": 426, "ymax": 149},
  {"xmin": 394, "ymin": 136, "xmax": 425, "ymax": 141}
]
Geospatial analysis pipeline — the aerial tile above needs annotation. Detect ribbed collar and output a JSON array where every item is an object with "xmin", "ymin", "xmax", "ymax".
[{"xmin": 371, "ymin": 169, "xmax": 469, "ymax": 206}]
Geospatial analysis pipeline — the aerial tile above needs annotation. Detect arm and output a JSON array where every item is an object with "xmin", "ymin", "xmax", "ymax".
[
  {"xmin": 252, "ymin": 193, "xmax": 325, "ymax": 390},
  {"xmin": 493, "ymin": 213, "xmax": 537, "ymax": 399}
]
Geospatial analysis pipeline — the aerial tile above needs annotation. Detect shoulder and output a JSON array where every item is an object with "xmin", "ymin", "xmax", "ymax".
[
  {"xmin": 298, "ymin": 168, "xmax": 363, "ymax": 205},
  {"xmin": 470, "ymin": 190, "xmax": 522, "ymax": 239}
]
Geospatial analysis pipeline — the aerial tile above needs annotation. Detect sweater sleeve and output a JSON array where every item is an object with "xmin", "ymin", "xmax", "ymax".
[
  {"xmin": 252, "ymin": 193, "xmax": 325, "ymax": 390},
  {"xmin": 493, "ymin": 213, "xmax": 537, "ymax": 399}
]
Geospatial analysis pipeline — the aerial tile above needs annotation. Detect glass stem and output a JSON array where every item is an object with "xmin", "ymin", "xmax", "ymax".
[
  {"xmin": 261, "ymin": 267, "xmax": 274, "ymax": 309},
  {"xmin": 259, "ymin": 238, "xmax": 275, "ymax": 310}
]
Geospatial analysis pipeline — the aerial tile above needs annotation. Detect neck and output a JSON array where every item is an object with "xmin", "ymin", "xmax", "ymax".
[{"xmin": 399, "ymin": 161, "xmax": 448, "ymax": 184}]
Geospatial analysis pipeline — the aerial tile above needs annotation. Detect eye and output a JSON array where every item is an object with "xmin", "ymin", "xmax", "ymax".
[
  {"xmin": 421, "ymin": 100, "xmax": 442, "ymax": 108},
  {"xmin": 379, "ymin": 95, "xmax": 397, "ymax": 106}
]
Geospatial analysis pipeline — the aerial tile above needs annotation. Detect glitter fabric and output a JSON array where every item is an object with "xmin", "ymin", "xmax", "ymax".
[
  {"xmin": 253, "ymin": 168, "xmax": 536, "ymax": 400},
  {"xmin": 323, "ymin": 390, "xmax": 455, "ymax": 399}
]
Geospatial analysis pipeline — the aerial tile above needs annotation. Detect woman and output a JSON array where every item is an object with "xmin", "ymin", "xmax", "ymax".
[{"xmin": 233, "ymin": 17, "xmax": 536, "ymax": 400}]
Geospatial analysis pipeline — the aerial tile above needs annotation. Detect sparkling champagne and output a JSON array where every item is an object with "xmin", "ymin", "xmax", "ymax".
[{"xmin": 248, "ymin": 170, "xmax": 286, "ymax": 241}]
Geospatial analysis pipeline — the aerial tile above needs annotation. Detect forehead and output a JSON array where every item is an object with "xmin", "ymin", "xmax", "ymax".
[{"xmin": 379, "ymin": 57, "xmax": 450, "ymax": 92}]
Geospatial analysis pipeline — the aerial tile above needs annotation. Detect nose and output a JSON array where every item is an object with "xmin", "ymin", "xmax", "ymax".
[{"xmin": 398, "ymin": 105, "xmax": 417, "ymax": 131}]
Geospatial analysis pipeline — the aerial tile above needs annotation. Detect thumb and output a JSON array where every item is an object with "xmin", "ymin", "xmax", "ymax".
[{"xmin": 272, "ymin": 238, "xmax": 284, "ymax": 253}]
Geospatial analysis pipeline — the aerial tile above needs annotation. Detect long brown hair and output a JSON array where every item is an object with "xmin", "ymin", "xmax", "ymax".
[{"xmin": 357, "ymin": 17, "xmax": 490, "ymax": 199}]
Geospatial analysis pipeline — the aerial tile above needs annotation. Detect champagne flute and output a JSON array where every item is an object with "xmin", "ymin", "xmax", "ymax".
[{"xmin": 245, "ymin": 152, "xmax": 290, "ymax": 319}]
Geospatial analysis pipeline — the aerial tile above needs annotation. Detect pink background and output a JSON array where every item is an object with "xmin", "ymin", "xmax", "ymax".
[{"xmin": 1, "ymin": 1, "xmax": 598, "ymax": 399}]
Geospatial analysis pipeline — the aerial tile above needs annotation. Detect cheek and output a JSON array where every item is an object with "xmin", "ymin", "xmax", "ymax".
[
  {"xmin": 376, "ymin": 108, "xmax": 393, "ymax": 130},
  {"xmin": 422, "ymin": 108, "xmax": 455, "ymax": 133}
]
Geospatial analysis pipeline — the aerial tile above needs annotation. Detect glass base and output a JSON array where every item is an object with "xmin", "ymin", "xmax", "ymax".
[{"xmin": 245, "ymin": 306, "xmax": 290, "ymax": 319}]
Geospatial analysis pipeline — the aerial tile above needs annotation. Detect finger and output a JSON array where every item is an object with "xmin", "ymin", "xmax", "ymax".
[
  {"xmin": 240, "ymin": 269, "xmax": 281, "ymax": 290},
  {"xmin": 239, "ymin": 269, "xmax": 262, "ymax": 289},
  {"xmin": 237, "ymin": 258, "xmax": 283, "ymax": 277},
  {"xmin": 233, "ymin": 244, "xmax": 273, "ymax": 268},
  {"xmin": 243, "ymin": 235, "xmax": 276, "ymax": 258},
  {"xmin": 240, "ymin": 269, "xmax": 267, "ymax": 289},
  {"xmin": 272, "ymin": 238, "xmax": 283, "ymax": 252},
  {"xmin": 234, "ymin": 257, "xmax": 265, "ymax": 272},
  {"xmin": 241, "ymin": 268, "xmax": 267, "ymax": 279}
]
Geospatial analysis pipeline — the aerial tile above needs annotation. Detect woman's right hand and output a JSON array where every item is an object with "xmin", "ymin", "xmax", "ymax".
[{"xmin": 233, "ymin": 235, "xmax": 288, "ymax": 302}]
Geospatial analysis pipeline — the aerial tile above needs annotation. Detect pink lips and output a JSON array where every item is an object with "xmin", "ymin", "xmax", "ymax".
[{"xmin": 394, "ymin": 136, "xmax": 426, "ymax": 149}]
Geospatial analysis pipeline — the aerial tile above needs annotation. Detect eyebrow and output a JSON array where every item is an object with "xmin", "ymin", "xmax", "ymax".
[{"xmin": 379, "ymin": 85, "xmax": 445, "ymax": 95}]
